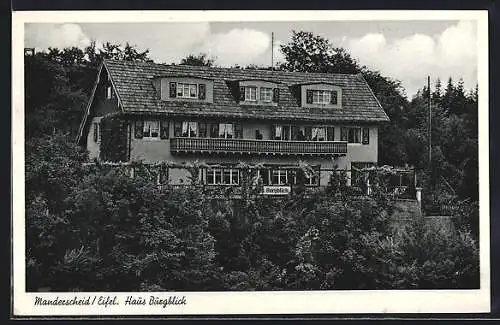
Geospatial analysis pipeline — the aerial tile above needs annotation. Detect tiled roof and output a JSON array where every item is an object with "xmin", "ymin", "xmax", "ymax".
[{"xmin": 104, "ymin": 59, "xmax": 390, "ymax": 123}]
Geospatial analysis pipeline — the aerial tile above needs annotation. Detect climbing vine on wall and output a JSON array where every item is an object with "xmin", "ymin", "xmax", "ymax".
[{"xmin": 99, "ymin": 115, "xmax": 129, "ymax": 162}]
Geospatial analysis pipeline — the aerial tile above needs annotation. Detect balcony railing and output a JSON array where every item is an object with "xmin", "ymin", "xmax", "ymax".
[{"xmin": 170, "ymin": 137, "xmax": 347, "ymax": 156}]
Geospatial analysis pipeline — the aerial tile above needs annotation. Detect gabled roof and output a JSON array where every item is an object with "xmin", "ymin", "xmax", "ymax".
[{"xmin": 101, "ymin": 59, "xmax": 389, "ymax": 123}]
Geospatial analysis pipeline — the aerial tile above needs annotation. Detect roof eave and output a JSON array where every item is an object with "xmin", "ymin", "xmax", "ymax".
[{"xmin": 75, "ymin": 61, "xmax": 104, "ymax": 144}]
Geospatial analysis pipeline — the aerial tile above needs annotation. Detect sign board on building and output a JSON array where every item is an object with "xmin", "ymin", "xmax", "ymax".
[{"xmin": 262, "ymin": 186, "xmax": 291, "ymax": 195}]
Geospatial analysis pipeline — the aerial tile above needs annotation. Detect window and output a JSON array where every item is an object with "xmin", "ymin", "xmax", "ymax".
[
  {"xmin": 341, "ymin": 127, "xmax": 361, "ymax": 144},
  {"xmin": 291, "ymin": 126, "xmax": 307, "ymax": 141},
  {"xmin": 219, "ymin": 123, "xmax": 234, "ymax": 139},
  {"xmin": 260, "ymin": 87, "xmax": 273, "ymax": 102},
  {"xmin": 143, "ymin": 120, "xmax": 160, "ymax": 138},
  {"xmin": 93, "ymin": 122, "xmax": 100, "ymax": 142},
  {"xmin": 255, "ymin": 130, "xmax": 263, "ymax": 140},
  {"xmin": 274, "ymin": 125, "xmax": 291, "ymax": 140},
  {"xmin": 312, "ymin": 90, "xmax": 331, "ymax": 104},
  {"xmin": 177, "ymin": 83, "xmax": 198, "ymax": 98},
  {"xmin": 306, "ymin": 88, "xmax": 340, "ymax": 106},
  {"xmin": 271, "ymin": 170, "xmax": 289, "ymax": 185},
  {"xmin": 181, "ymin": 121, "xmax": 198, "ymax": 137},
  {"xmin": 206, "ymin": 168, "xmax": 239, "ymax": 185},
  {"xmin": 311, "ymin": 127, "xmax": 327, "ymax": 141},
  {"xmin": 304, "ymin": 167, "xmax": 320, "ymax": 186},
  {"xmin": 106, "ymin": 86, "xmax": 113, "ymax": 99},
  {"xmin": 245, "ymin": 86, "xmax": 257, "ymax": 101},
  {"xmin": 348, "ymin": 128, "xmax": 361, "ymax": 143}
]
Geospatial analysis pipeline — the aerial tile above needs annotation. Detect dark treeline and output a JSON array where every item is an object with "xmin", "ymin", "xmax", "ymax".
[
  {"xmin": 24, "ymin": 32, "xmax": 479, "ymax": 291},
  {"xmin": 26, "ymin": 160, "xmax": 479, "ymax": 291}
]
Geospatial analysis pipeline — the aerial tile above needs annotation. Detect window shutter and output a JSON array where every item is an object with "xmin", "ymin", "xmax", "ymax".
[
  {"xmin": 362, "ymin": 127, "xmax": 370, "ymax": 144},
  {"xmin": 340, "ymin": 127, "xmax": 348, "ymax": 141},
  {"xmin": 198, "ymin": 84, "xmax": 206, "ymax": 100},
  {"xmin": 327, "ymin": 127, "xmax": 334, "ymax": 141},
  {"xmin": 199, "ymin": 121, "xmax": 207, "ymax": 138},
  {"xmin": 160, "ymin": 120, "xmax": 169, "ymax": 139},
  {"xmin": 135, "ymin": 120, "xmax": 144, "ymax": 139},
  {"xmin": 234, "ymin": 123, "xmax": 243, "ymax": 139},
  {"xmin": 306, "ymin": 89, "xmax": 313, "ymax": 104},
  {"xmin": 261, "ymin": 169, "xmax": 269, "ymax": 185},
  {"xmin": 272, "ymin": 88, "xmax": 280, "ymax": 103},
  {"xmin": 330, "ymin": 90, "xmax": 338, "ymax": 105},
  {"xmin": 169, "ymin": 82, "xmax": 177, "ymax": 98},
  {"xmin": 174, "ymin": 121, "xmax": 182, "ymax": 137},
  {"xmin": 93, "ymin": 123, "xmax": 98, "ymax": 142},
  {"xmin": 210, "ymin": 123, "xmax": 219, "ymax": 138},
  {"xmin": 239, "ymin": 86, "xmax": 245, "ymax": 101}
]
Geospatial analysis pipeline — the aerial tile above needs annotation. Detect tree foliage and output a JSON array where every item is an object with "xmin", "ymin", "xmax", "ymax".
[
  {"xmin": 278, "ymin": 30, "xmax": 478, "ymax": 205},
  {"xmin": 279, "ymin": 31, "xmax": 360, "ymax": 74},
  {"xmin": 180, "ymin": 53, "xmax": 216, "ymax": 67},
  {"xmin": 25, "ymin": 42, "xmax": 153, "ymax": 140}
]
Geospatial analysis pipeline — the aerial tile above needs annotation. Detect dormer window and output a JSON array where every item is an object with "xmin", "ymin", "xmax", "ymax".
[
  {"xmin": 165, "ymin": 80, "xmax": 209, "ymax": 101},
  {"xmin": 239, "ymin": 82, "xmax": 280, "ymax": 105},
  {"xmin": 307, "ymin": 89, "xmax": 338, "ymax": 105},
  {"xmin": 260, "ymin": 87, "xmax": 273, "ymax": 102},
  {"xmin": 303, "ymin": 85, "xmax": 341, "ymax": 107},
  {"xmin": 177, "ymin": 83, "xmax": 198, "ymax": 98},
  {"xmin": 244, "ymin": 86, "xmax": 257, "ymax": 101},
  {"xmin": 312, "ymin": 90, "xmax": 331, "ymax": 104}
]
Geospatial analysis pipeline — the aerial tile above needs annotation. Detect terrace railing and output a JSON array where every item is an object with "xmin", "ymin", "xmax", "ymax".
[{"xmin": 170, "ymin": 137, "xmax": 347, "ymax": 156}]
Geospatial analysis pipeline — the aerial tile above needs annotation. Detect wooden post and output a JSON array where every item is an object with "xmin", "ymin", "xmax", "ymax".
[{"xmin": 416, "ymin": 187, "xmax": 422, "ymax": 214}]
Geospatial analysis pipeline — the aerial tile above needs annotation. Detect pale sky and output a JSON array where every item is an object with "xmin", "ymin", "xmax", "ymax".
[{"xmin": 24, "ymin": 20, "xmax": 478, "ymax": 98}]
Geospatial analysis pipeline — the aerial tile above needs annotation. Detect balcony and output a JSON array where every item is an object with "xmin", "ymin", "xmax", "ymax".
[{"xmin": 170, "ymin": 137, "xmax": 347, "ymax": 156}]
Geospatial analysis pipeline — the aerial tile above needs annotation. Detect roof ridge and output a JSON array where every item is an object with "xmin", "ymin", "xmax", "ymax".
[{"xmin": 103, "ymin": 59, "xmax": 361, "ymax": 78}]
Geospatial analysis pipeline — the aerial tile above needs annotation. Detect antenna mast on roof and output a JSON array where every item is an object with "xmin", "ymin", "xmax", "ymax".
[
  {"xmin": 271, "ymin": 32, "xmax": 274, "ymax": 70},
  {"xmin": 428, "ymin": 75, "xmax": 432, "ymax": 165}
]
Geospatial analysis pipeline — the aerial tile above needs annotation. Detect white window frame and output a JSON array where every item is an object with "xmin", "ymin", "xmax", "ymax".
[
  {"xmin": 274, "ymin": 125, "xmax": 292, "ymax": 140},
  {"xmin": 271, "ymin": 169, "xmax": 288, "ymax": 185},
  {"xmin": 311, "ymin": 127, "xmax": 327, "ymax": 141},
  {"xmin": 181, "ymin": 121, "xmax": 198, "ymax": 138},
  {"xmin": 206, "ymin": 168, "xmax": 239, "ymax": 185},
  {"xmin": 143, "ymin": 120, "xmax": 160, "ymax": 139},
  {"xmin": 304, "ymin": 169, "xmax": 320, "ymax": 186},
  {"xmin": 219, "ymin": 123, "xmax": 234, "ymax": 139},
  {"xmin": 260, "ymin": 87, "xmax": 273, "ymax": 102},
  {"xmin": 245, "ymin": 86, "xmax": 258, "ymax": 101},
  {"xmin": 106, "ymin": 86, "xmax": 113, "ymax": 99},
  {"xmin": 177, "ymin": 83, "xmax": 198, "ymax": 99},
  {"xmin": 312, "ymin": 90, "xmax": 331, "ymax": 104}
]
